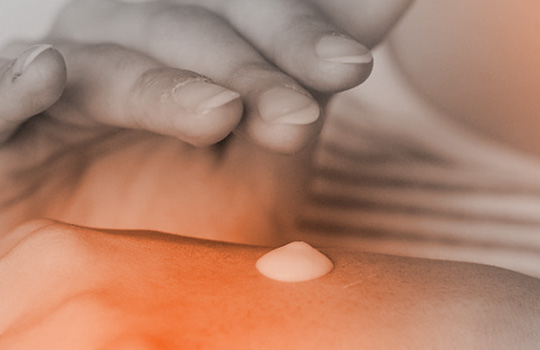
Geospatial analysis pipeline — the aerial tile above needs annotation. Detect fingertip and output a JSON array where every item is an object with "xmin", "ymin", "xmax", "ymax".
[
  {"xmin": 257, "ymin": 87, "xmax": 320, "ymax": 125},
  {"xmin": 314, "ymin": 57, "xmax": 374, "ymax": 93},
  {"xmin": 243, "ymin": 117, "xmax": 323, "ymax": 155},
  {"xmin": 0, "ymin": 45, "xmax": 66, "ymax": 138},
  {"xmin": 315, "ymin": 35, "xmax": 373, "ymax": 64},
  {"xmin": 275, "ymin": 31, "xmax": 374, "ymax": 93},
  {"xmin": 15, "ymin": 45, "xmax": 67, "ymax": 101},
  {"xmin": 166, "ymin": 80, "xmax": 244, "ymax": 146},
  {"xmin": 302, "ymin": 34, "xmax": 373, "ymax": 92},
  {"xmin": 182, "ymin": 93, "xmax": 244, "ymax": 147},
  {"xmin": 131, "ymin": 69, "xmax": 243, "ymax": 146},
  {"xmin": 235, "ymin": 82, "xmax": 323, "ymax": 153},
  {"xmin": 314, "ymin": 34, "xmax": 374, "ymax": 91}
]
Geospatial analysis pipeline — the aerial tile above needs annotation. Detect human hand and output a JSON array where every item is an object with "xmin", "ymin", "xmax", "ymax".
[
  {"xmin": 1, "ymin": 220, "xmax": 539, "ymax": 349},
  {"xmin": 0, "ymin": 41, "xmax": 307, "ymax": 245},
  {"xmin": 0, "ymin": 0, "xmax": 412, "ymax": 241},
  {"xmin": 152, "ymin": 0, "xmax": 413, "ymax": 90},
  {"xmin": 51, "ymin": 0, "xmax": 412, "ymax": 152}
]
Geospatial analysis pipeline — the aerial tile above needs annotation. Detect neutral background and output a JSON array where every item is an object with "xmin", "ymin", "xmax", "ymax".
[{"xmin": 0, "ymin": 0, "xmax": 70, "ymax": 49}]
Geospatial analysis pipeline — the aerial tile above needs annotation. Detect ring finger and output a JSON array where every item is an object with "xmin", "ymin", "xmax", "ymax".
[{"xmin": 51, "ymin": 0, "xmax": 323, "ymax": 153}]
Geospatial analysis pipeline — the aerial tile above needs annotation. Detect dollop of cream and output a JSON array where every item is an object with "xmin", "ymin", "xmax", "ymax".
[{"xmin": 256, "ymin": 241, "xmax": 333, "ymax": 282}]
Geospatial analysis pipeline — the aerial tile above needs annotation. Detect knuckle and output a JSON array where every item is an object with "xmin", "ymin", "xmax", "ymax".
[
  {"xmin": 135, "ymin": 67, "xmax": 206, "ymax": 94},
  {"xmin": 130, "ymin": 67, "xmax": 209, "ymax": 129}
]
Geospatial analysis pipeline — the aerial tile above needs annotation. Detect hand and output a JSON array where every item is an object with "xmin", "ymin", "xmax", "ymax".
[
  {"xmin": 1, "ymin": 220, "xmax": 539, "ymax": 349},
  {"xmin": 51, "ymin": 0, "xmax": 412, "ymax": 152},
  {"xmin": 0, "ymin": 0, "xmax": 411, "ymax": 242},
  {"xmin": 0, "ymin": 42, "xmax": 307, "ymax": 245}
]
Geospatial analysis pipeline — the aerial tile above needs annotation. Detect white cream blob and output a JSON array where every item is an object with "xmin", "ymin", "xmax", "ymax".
[{"xmin": 256, "ymin": 241, "xmax": 333, "ymax": 282}]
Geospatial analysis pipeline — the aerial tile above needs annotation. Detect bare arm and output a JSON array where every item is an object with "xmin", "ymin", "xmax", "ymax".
[{"xmin": 2, "ymin": 220, "xmax": 538, "ymax": 349}]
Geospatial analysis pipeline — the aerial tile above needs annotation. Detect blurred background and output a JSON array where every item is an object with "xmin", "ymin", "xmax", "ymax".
[{"xmin": 0, "ymin": 0, "xmax": 70, "ymax": 48}]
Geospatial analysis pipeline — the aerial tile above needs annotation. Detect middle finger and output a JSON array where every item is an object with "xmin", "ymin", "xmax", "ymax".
[{"xmin": 51, "ymin": 0, "xmax": 322, "ymax": 153}]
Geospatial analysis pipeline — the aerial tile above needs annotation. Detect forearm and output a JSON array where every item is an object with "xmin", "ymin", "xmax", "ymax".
[
  {"xmin": 101, "ymin": 230, "xmax": 540, "ymax": 349},
  {"xmin": 3, "ymin": 221, "xmax": 538, "ymax": 349},
  {"xmin": 198, "ymin": 245, "xmax": 540, "ymax": 349}
]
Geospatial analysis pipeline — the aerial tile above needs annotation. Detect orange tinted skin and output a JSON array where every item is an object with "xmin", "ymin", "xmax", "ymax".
[
  {"xmin": 1, "ymin": 221, "xmax": 539, "ymax": 349},
  {"xmin": 1, "ymin": 127, "xmax": 311, "ymax": 245},
  {"xmin": 3, "ymin": 1, "xmax": 540, "ymax": 347}
]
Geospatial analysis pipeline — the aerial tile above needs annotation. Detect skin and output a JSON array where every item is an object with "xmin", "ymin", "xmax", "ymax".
[
  {"xmin": 1, "ymin": 220, "xmax": 539, "ymax": 349},
  {"xmin": 2, "ymin": 0, "xmax": 540, "ymax": 347},
  {"xmin": 50, "ymin": 0, "xmax": 412, "ymax": 152},
  {"xmin": 0, "ymin": 0, "xmax": 407, "ymax": 242},
  {"xmin": 0, "ymin": 43, "xmax": 294, "ymax": 245}
]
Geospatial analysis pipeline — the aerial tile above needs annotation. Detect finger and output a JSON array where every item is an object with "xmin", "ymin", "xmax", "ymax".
[
  {"xmin": 49, "ymin": 41, "xmax": 243, "ymax": 147},
  {"xmin": 51, "ymin": 1, "xmax": 321, "ymax": 153},
  {"xmin": 312, "ymin": 0, "xmax": 414, "ymax": 48},
  {"xmin": 216, "ymin": 0, "xmax": 374, "ymax": 93},
  {"xmin": 0, "ymin": 44, "xmax": 66, "ymax": 142}
]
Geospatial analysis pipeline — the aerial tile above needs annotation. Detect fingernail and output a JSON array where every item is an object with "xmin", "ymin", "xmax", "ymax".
[
  {"xmin": 257, "ymin": 88, "xmax": 320, "ymax": 125},
  {"xmin": 11, "ymin": 44, "xmax": 54, "ymax": 77},
  {"xmin": 315, "ymin": 35, "xmax": 373, "ymax": 64},
  {"xmin": 173, "ymin": 81, "xmax": 241, "ymax": 114}
]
